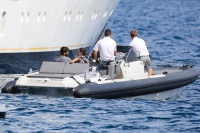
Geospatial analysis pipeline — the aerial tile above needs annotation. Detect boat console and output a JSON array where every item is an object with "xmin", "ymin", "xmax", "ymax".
[{"xmin": 88, "ymin": 45, "xmax": 146, "ymax": 80}]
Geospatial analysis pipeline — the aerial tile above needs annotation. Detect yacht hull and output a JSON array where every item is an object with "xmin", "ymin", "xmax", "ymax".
[{"xmin": 0, "ymin": 0, "xmax": 120, "ymax": 53}]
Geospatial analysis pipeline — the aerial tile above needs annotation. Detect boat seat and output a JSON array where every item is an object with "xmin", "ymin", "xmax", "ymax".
[
  {"xmin": 39, "ymin": 61, "xmax": 66, "ymax": 74},
  {"xmin": 27, "ymin": 62, "xmax": 89, "ymax": 78},
  {"xmin": 62, "ymin": 63, "xmax": 89, "ymax": 74},
  {"xmin": 98, "ymin": 63, "xmax": 116, "ymax": 79}
]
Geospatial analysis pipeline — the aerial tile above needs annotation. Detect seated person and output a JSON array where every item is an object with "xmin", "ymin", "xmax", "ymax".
[
  {"xmin": 53, "ymin": 46, "xmax": 71, "ymax": 63},
  {"xmin": 70, "ymin": 48, "xmax": 88, "ymax": 64}
]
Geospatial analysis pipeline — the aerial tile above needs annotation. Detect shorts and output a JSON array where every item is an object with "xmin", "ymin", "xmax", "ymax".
[
  {"xmin": 140, "ymin": 56, "xmax": 152, "ymax": 70},
  {"xmin": 99, "ymin": 60, "xmax": 115, "ymax": 65}
]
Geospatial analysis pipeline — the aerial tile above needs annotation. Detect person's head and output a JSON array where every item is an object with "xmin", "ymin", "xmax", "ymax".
[
  {"xmin": 104, "ymin": 29, "xmax": 112, "ymax": 37},
  {"xmin": 78, "ymin": 48, "xmax": 86, "ymax": 56},
  {"xmin": 60, "ymin": 46, "xmax": 69, "ymax": 56},
  {"xmin": 130, "ymin": 30, "xmax": 138, "ymax": 39}
]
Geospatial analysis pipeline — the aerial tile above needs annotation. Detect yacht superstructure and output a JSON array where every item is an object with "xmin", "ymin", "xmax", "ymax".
[{"xmin": 0, "ymin": 0, "xmax": 120, "ymax": 53}]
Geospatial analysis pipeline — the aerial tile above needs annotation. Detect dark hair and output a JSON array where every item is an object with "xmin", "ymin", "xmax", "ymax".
[
  {"xmin": 78, "ymin": 48, "xmax": 86, "ymax": 55},
  {"xmin": 60, "ymin": 46, "xmax": 69, "ymax": 55},
  {"xmin": 104, "ymin": 29, "xmax": 112, "ymax": 36},
  {"xmin": 130, "ymin": 30, "xmax": 137, "ymax": 38}
]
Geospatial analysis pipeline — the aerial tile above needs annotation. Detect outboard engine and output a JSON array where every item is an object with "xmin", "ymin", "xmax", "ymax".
[{"xmin": 1, "ymin": 79, "xmax": 20, "ymax": 94}]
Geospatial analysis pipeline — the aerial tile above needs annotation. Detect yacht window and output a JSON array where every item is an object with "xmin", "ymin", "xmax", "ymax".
[
  {"xmin": 92, "ymin": 10, "xmax": 98, "ymax": 20},
  {"xmin": 26, "ymin": 12, "xmax": 30, "ymax": 23},
  {"xmin": 21, "ymin": 12, "xmax": 24, "ymax": 22},
  {"xmin": 68, "ymin": 11, "xmax": 71, "ymax": 21},
  {"xmin": 63, "ymin": 11, "xmax": 67, "ymax": 22},
  {"xmin": 0, "ymin": 11, "xmax": 6, "ymax": 37},
  {"xmin": 37, "ymin": 12, "xmax": 41, "ymax": 22},
  {"xmin": 80, "ymin": 11, "xmax": 84, "ymax": 21},
  {"xmin": 91, "ymin": 11, "xmax": 96, "ymax": 20},
  {"xmin": 76, "ymin": 11, "xmax": 80, "ymax": 21},
  {"xmin": 43, "ymin": 12, "xmax": 46, "ymax": 22},
  {"xmin": 103, "ymin": 11, "xmax": 108, "ymax": 18}
]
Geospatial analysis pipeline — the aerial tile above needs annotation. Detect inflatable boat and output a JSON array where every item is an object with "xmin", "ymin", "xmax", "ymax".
[
  {"xmin": 73, "ymin": 64, "xmax": 198, "ymax": 99},
  {"xmin": 1, "ymin": 46, "xmax": 199, "ymax": 100}
]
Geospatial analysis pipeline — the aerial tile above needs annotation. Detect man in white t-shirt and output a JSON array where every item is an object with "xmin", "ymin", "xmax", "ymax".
[
  {"xmin": 129, "ymin": 30, "xmax": 152, "ymax": 76},
  {"xmin": 93, "ymin": 29, "xmax": 117, "ymax": 65}
]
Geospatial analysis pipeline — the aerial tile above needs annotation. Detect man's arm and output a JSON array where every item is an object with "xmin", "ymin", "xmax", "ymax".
[
  {"xmin": 114, "ymin": 51, "xmax": 117, "ymax": 56},
  {"xmin": 70, "ymin": 57, "xmax": 79, "ymax": 64},
  {"xmin": 93, "ymin": 50, "xmax": 98, "ymax": 62},
  {"xmin": 114, "ymin": 42, "xmax": 117, "ymax": 56}
]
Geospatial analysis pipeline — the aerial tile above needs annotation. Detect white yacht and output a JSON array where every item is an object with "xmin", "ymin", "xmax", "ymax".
[{"xmin": 0, "ymin": 0, "xmax": 120, "ymax": 53}]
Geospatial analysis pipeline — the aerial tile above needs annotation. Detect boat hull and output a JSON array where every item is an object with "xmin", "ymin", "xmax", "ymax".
[
  {"xmin": 130, "ymin": 87, "xmax": 184, "ymax": 101},
  {"xmin": 17, "ymin": 86, "xmax": 73, "ymax": 97},
  {"xmin": 1, "ymin": 64, "xmax": 199, "ymax": 100},
  {"xmin": 73, "ymin": 67, "xmax": 199, "ymax": 99},
  {"xmin": 0, "ymin": 0, "xmax": 120, "ymax": 53}
]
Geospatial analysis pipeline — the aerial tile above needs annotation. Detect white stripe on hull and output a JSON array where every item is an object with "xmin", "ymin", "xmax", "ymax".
[{"xmin": 0, "ymin": 0, "xmax": 120, "ymax": 53}]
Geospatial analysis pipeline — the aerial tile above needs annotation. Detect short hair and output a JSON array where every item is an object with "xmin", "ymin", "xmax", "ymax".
[
  {"xmin": 60, "ymin": 46, "xmax": 69, "ymax": 55},
  {"xmin": 78, "ymin": 48, "xmax": 86, "ymax": 55},
  {"xmin": 130, "ymin": 30, "xmax": 138, "ymax": 38},
  {"xmin": 104, "ymin": 29, "xmax": 112, "ymax": 36}
]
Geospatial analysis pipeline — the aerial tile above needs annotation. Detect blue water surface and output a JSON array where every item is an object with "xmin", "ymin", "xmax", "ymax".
[{"xmin": 1, "ymin": 0, "xmax": 200, "ymax": 132}]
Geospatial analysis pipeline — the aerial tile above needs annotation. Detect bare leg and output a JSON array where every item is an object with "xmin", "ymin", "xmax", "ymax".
[{"xmin": 148, "ymin": 69, "xmax": 152, "ymax": 76}]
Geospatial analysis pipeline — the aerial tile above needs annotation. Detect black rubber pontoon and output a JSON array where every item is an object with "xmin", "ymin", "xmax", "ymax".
[{"xmin": 73, "ymin": 66, "xmax": 199, "ymax": 99}]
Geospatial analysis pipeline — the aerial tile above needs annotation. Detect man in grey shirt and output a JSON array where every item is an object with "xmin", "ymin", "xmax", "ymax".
[{"xmin": 54, "ymin": 46, "xmax": 71, "ymax": 63}]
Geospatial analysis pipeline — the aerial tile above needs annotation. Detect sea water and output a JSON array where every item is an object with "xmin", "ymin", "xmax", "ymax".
[{"xmin": 0, "ymin": 0, "xmax": 200, "ymax": 132}]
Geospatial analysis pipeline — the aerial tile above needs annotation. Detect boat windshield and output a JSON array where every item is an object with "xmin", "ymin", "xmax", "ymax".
[
  {"xmin": 115, "ymin": 45, "xmax": 138, "ymax": 62},
  {"xmin": 124, "ymin": 47, "xmax": 138, "ymax": 62}
]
